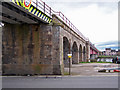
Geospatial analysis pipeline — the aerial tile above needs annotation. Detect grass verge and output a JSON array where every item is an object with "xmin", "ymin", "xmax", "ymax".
[{"xmin": 64, "ymin": 72, "xmax": 69, "ymax": 75}]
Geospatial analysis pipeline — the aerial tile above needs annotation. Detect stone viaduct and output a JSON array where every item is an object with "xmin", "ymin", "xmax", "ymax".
[{"xmin": 1, "ymin": 0, "xmax": 98, "ymax": 75}]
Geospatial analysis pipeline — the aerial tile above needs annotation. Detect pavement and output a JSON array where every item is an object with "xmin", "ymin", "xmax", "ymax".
[
  {"xmin": 64, "ymin": 63, "xmax": 119, "ymax": 76},
  {"xmin": 1, "ymin": 63, "xmax": 120, "ymax": 88},
  {"xmin": 1, "ymin": 63, "xmax": 119, "ymax": 77}
]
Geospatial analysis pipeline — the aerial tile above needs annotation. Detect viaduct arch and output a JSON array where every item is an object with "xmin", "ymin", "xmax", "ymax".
[
  {"xmin": 72, "ymin": 42, "xmax": 78, "ymax": 64},
  {"xmin": 1, "ymin": 2, "xmax": 91, "ymax": 75}
]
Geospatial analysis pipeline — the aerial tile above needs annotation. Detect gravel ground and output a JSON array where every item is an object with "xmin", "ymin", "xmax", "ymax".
[{"xmin": 64, "ymin": 63, "xmax": 119, "ymax": 76}]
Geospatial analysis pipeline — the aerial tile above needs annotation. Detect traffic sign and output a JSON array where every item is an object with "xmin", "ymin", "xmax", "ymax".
[
  {"xmin": 68, "ymin": 54, "xmax": 72, "ymax": 58},
  {"xmin": 24, "ymin": 0, "xmax": 31, "ymax": 8}
]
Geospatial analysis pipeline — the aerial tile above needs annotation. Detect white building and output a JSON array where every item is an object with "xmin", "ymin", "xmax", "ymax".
[
  {"xmin": 111, "ymin": 50, "xmax": 117, "ymax": 56},
  {"xmin": 105, "ymin": 48, "xmax": 111, "ymax": 56},
  {"xmin": 102, "ymin": 48, "xmax": 117, "ymax": 56}
]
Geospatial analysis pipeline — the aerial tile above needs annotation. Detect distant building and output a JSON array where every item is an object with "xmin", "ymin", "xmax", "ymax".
[
  {"xmin": 117, "ymin": 49, "xmax": 120, "ymax": 56},
  {"xmin": 105, "ymin": 48, "xmax": 111, "ymax": 56},
  {"xmin": 102, "ymin": 48, "xmax": 118, "ymax": 56},
  {"xmin": 111, "ymin": 50, "xmax": 117, "ymax": 56},
  {"xmin": 102, "ymin": 51, "xmax": 106, "ymax": 55}
]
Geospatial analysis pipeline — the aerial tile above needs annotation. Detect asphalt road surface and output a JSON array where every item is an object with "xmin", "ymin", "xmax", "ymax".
[{"xmin": 2, "ymin": 76, "xmax": 119, "ymax": 88}]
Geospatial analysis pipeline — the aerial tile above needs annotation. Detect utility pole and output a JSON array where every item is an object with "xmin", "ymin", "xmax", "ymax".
[
  {"xmin": 69, "ymin": 57, "xmax": 71, "ymax": 75},
  {"xmin": 68, "ymin": 39, "xmax": 72, "ymax": 75}
]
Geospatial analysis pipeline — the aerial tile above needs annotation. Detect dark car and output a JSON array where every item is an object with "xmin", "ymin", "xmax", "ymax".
[{"xmin": 112, "ymin": 56, "xmax": 120, "ymax": 64}]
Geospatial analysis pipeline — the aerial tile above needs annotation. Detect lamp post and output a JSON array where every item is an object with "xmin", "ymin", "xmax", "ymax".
[
  {"xmin": 67, "ymin": 39, "xmax": 72, "ymax": 75},
  {"xmin": 68, "ymin": 53, "xmax": 72, "ymax": 75}
]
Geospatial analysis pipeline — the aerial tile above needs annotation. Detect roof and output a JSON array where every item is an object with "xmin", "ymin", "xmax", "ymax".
[
  {"xmin": 106, "ymin": 48, "xmax": 111, "ymax": 50},
  {"xmin": 111, "ymin": 50, "xmax": 116, "ymax": 52}
]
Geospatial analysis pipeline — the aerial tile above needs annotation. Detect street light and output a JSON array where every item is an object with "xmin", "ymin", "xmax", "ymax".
[
  {"xmin": 67, "ymin": 39, "xmax": 72, "ymax": 75},
  {"xmin": 67, "ymin": 54, "xmax": 72, "ymax": 75}
]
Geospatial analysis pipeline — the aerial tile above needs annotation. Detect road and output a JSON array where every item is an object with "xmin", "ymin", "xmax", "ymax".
[{"xmin": 2, "ymin": 76, "xmax": 119, "ymax": 88}]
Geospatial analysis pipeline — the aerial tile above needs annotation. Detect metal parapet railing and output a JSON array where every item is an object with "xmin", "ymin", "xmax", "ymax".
[
  {"xmin": 32, "ymin": 0, "xmax": 88, "ymax": 41},
  {"xmin": 90, "ymin": 41, "xmax": 100, "ymax": 52}
]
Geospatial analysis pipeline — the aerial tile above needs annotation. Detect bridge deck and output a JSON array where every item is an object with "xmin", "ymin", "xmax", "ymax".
[{"xmin": 0, "ymin": 0, "xmax": 52, "ymax": 24}]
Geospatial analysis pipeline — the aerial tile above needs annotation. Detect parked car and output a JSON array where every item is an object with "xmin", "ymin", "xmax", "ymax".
[
  {"xmin": 114, "ymin": 68, "xmax": 120, "ymax": 72},
  {"xmin": 98, "ymin": 68, "xmax": 120, "ymax": 72},
  {"xmin": 112, "ymin": 56, "xmax": 120, "ymax": 64}
]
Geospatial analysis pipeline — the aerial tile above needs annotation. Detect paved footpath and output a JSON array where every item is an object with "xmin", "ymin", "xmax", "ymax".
[{"xmin": 64, "ymin": 63, "xmax": 119, "ymax": 76}]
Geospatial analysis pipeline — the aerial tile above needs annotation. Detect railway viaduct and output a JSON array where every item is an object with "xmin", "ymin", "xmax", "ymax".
[{"xmin": 1, "ymin": 0, "xmax": 99, "ymax": 75}]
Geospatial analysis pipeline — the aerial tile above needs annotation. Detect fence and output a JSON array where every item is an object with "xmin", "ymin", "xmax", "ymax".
[{"xmin": 32, "ymin": 0, "xmax": 88, "ymax": 41}]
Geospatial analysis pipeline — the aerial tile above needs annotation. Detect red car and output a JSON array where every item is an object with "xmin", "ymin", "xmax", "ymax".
[{"xmin": 98, "ymin": 68, "xmax": 120, "ymax": 72}]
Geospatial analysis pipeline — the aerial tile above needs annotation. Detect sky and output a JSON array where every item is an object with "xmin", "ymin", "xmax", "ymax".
[
  {"xmin": 44, "ymin": 0, "xmax": 118, "ymax": 51},
  {"xmin": 1, "ymin": 0, "xmax": 118, "ymax": 51}
]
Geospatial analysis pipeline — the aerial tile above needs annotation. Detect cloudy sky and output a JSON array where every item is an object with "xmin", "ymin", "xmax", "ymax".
[{"xmin": 44, "ymin": 0, "xmax": 118, "ymax": 51}]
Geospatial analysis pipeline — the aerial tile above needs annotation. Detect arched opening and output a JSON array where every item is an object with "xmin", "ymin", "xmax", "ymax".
[
  {"xmin": 63, "ymin": 37, "xmax": 70, "ymax": 67},
  {"xmin": 79, "ymin": 44, "xmax": 82, "ymax": 62},
  {"xmin": 72, "ymin": 42, "xmax": 78, "ymax": 64},
  {"xmin": 83, "ymin": 46, "xmax": 86, "ymax": 62}
]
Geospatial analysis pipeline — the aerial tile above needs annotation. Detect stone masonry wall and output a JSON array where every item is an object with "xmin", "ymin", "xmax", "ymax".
[{"xmin": 2, "ymin": 24, "xmax": 63, "ymax": 75}]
